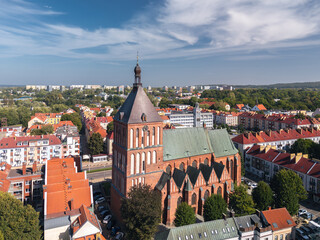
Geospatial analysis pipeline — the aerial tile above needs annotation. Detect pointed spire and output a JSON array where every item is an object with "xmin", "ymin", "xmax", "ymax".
[{"xmin": 134, "ymin": 54, "xmax": 142, "ymax": 87}]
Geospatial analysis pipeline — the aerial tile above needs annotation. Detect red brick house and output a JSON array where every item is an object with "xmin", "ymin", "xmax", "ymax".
[{"xmin": 111, "ymin": 63, "xmax": 241, "ymax": 225}]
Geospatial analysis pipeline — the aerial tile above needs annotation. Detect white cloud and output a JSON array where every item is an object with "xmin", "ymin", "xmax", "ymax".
[{"xmin": 0, "ymin": 0, "xmax": 319, "ymax": 61}]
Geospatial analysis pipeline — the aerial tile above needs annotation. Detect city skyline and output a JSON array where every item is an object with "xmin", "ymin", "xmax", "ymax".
[{"xmin": 0, "ymin": 0, "xmax": 320, "ymax": 86}]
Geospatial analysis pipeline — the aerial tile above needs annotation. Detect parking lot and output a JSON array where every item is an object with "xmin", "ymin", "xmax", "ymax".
[{"xmin": 92, "ymin": 182, "xmax": 124, "ymax": 240}]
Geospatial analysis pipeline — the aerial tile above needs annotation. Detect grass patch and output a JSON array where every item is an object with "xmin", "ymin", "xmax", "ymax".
[
  {"xmin": 87, "ymin": 167, "xmax": 112, "ymax": 173},
  {"xmin": 104, "ymin": 182, "xmax": 111, "ymax": 196}
]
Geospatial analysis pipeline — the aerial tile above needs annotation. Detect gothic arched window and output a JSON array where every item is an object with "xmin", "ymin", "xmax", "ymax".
[
  {"xmin": 179, "ymin": 162, "xmax": 185, "ymax": 172},
  {"xmin": 192, "ymin": 193, "xmax": 197, "ymax": 205},
  {"xmin": 192, "ymin": 160, "xmax": 197, "ymax": 168}
]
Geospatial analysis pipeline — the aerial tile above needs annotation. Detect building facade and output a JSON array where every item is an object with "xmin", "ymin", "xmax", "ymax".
[{"xmin": 111, "ymin": 63, "xmax": 241, "ymax": 225}]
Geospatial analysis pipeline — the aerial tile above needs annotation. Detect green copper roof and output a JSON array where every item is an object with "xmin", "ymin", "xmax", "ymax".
[{"xmin": 163, "ymin": 128, "xmax": 238, "ymax": 161}]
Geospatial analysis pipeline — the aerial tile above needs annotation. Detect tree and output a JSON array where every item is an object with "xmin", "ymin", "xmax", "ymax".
[
  {"xmin": 174, "ymin": 202, "xmax": 196, "ymax": 227},
  {"xmin": 0, "ymin": 192, "xmax": 42, "ymax": 239},
  {"xmin": 271, "ymin": 169, "xmax": 307, "ymax": 215},
  {"xmin": 121, "ymin": 185, "xmax": 161, "ymax": 240},
  {"xmin": 96, "ymin": 112, "xmax": 106, "ymax": 117},
  {"xmin": 290, "ymin": 139, "xmax": 315, "ymax": 156},
  {"xmin": 61, "ymin": 112, "xmax": 82, "ymax": 132},
  {"xmin": 203, "ymin": 194, "xmax": 227, "ymax": 221},
  {"xmin": 88, "ymin": 132, "xmax": 104, "ymax": 155},
  {"xmin": 252, "ymin": 181, "xmax": 273, "ymax": 211},
  {"xmin": 30, "ymin": 125, "xmax": 54, "ymax": 135},
  {"xmin": 229, "ymin": 184, "xmax": 255, "ymax": 216},
  {"xmin": 107, "ymin": 121, "xmax": 114, "ymax": 134},
  {"xmin": 239, "ymin": 151, "xmax": 245, "ymax": 176}
]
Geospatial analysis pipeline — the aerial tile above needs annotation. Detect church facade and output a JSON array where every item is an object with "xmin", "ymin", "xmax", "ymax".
[{"xmin": 111, "ymin": 62, "xmax": 241, "ymax": 225}]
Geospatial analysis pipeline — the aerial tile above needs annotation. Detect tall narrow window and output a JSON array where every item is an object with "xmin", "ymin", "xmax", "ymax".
[
  {"xmin": 136, "ymin": 153, "xmax": 140, "ymax": 174},
  {"xmin": 147, "ymin": 151, "xmax": 151, "ymax": 164},
  {"xmin": 147, "ymin": 131, "xmax": 150, "ymax": 146},
  {"xmin": 152, "ymin": 151, "xmax": 156, "ymax": 164},
  {"xmin": 130, "ymin": 154, "xmax": 134, "ymax": 175},
  {"xmin": 113, "ymin": 150, "xmax": 117, "ymax": 167},
  {"xmin": 130, "ymin": 128, "xmax": 133, "ymax": 148},
  {"xmin": 141, "ymin": 130, "xmax": 144, "ymax": 148},
  {"xmin": 157, "ymin": 127, "xmax": 160, "ymax": 145},
  {"xmin": 122, "ymin": 155, "xmax": 125, "ymax": 172},
  {"xmin": 142, "ymin": 152, "xmax": 145, "ymax": 173},
  {"xmin": 152, "ymin": 127, "xmax": 155, "ymax": 145},
  {"xmin": 230, "ymin": 160, "xmax": 234, "ymax": 180},
  {"xmin": 136, "ymin": 128, "xmax": 139, "ymax": 148}
]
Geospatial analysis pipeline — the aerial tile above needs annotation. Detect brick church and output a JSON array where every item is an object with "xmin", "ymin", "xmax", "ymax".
[{"xmin": 111, "ymin": 62, "xmax": 241, "ymax": 225}]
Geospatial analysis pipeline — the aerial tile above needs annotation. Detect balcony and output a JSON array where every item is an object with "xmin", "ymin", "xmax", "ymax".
[{"xmin": 310, "ymin": 181, "xmax": 316, "ymax": 186}]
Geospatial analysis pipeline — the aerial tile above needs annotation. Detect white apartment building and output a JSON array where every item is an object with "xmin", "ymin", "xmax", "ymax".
[
  {"xmin": 215, "ymin": 112, "xmax": 239, "ymax": 126},
  {"xmin": 55, "ymin": 125, "xmax": 80, "ymax": 158},
  {"xmin": 0, "ymin": 135, "xmax": 62, "ymax": 166}
]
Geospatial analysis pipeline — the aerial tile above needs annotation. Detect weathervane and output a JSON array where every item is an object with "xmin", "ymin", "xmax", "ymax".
[{"xmin": 137, "ymin": 51, "xmax": 139, "ymax": 64}]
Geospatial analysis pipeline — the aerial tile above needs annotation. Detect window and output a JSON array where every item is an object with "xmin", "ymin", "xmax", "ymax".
[
  {"xmin": 141, "ymin": 130, "xmax": 144, "ymax": 147},
  {"xmin": 166, "ymin": 165, "xmax": 172, "ymax": 175},
  {"xmin": 152, "ymin": 127, "xmax": 155, "ymax": 145},
  {"xmin": 25, "ymin": 181, "xmax": 30, "ymax": 185},
  {"xmin": 142, "ymin": 152, "xmax": 145, "ymax": 173},
  {"xmin": 192, "ymin": 193, "xmax": 196, "ymax": 205},
  {"xmin": 130, "ymin": 154, "xmax": 134, "ymax": 175},
  {"xmin": 147, "ymin": 131, "xmax": 150, "ymax": 146},
  {"xmin": 136, "ymin": 153, "xmax": 140, "ymax": 174},
  {"xmin": 130, "ymin": 129, "xmax": 133, "ymax": 148},
  {"xmin": 177, "ymin": 197, "xmax": 182, "ymax": 207},
  {"xmin": 204, "ymin": 190, "xmax": 209, "ymax": 201},
  {"xmin": 152, "ymin": 151, "xmax": 156, "ymax": 164},
  {"xmin": 25, "ymin": 188, "xmax": 30, "ymax": 193},
  {"xmin": 217, "ymin": 186, "xmax": 222, "ymax": 196},
  {"xmin": 179, "ymin": 162, "xmax": 185, "ymax": 172},
  {"xmin": 136, "ymin": 128, "xmax": 139, "ymax": 148},
  {"xmin": 147, "ymin": 151, "xmax": 151, "ymax": 165},
  {"xmin": 192, "ymin": 160, "xmax": 197, "ymax": 168},
  {"xmin": 204, "ymin": 158, "xmax": 209, "ymax": 166},
  {"xmin": 157, "ymin": 127, "xmax": 160, "ymax": 145}
]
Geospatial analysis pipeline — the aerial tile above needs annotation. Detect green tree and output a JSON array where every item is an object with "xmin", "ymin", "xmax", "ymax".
[
  {"xmin": 203, "ymin": 194, "xmax": 227, "ymax": 221},
  {"xmin": 88, "ymin": 132, "xmax": 104, "ymax": 155},
  {"xmin": 252, "ymin": 181, "xmax": 273, "ymax": 211},
  {"xmin": 0, "ymin": 192, "xmax": 42, "ymax": 239},
  {"xmin": 0, "ymin": 230, "xmax": 4, "ymax": 240},
  {"xmin": 61, "ymin": 112, "xmax": 82, "ymax": 132},
  {"xmin": 290, "ymin": 139, "xmax": 315, "ymax": 155},
  {"xmin": 239, "ymin": 151, "xmax": 245, "ymax": 176},
  {"xmin": 174, "ymin": 202, "xmax": 196, "ymax": 227},
  {"xmin": 271, "ymin": 169, "xmax": 307, "ymax": 215},
  {"xmin": 107, "ymin": 121, "xmax": 114, "ymax": 134},
  {"xmin": 121, "ymin": 185, "xmax": 161, "ymax": 240},
  {"xmin": 229, "ymin": 184, "xmax": 255, "ymax": 216},
  {"xmin": 30, "ymin": 125, "xmax": 54, "ymax": 135}
]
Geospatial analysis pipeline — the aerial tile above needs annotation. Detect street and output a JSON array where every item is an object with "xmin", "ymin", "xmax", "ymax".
[{"xmin": 87, "ymin": 169, "xmax": 112, "ymax": 183}]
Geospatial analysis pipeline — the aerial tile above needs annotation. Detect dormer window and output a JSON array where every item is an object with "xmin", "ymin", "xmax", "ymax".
[{"xmin": 141, "ymin": 113, "xmax": 147, "ymax": 122}]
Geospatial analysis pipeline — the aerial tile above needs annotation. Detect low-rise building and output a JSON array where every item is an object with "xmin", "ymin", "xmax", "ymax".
[
  {"xmin": 261, "ymin": 208, "xmax": 296, "ymax": 240},
  {"xmin": 245, "ymin": 145, "xmax": 320, "ymax": 199},
  {"xmin": 92, "ymin": 154, "xmax": 108, "ymax": 163},
  {"xmin": 0, "ymin": 124, "xmax": 23, "ymax": 137},
  {"xmin": 232, "ymin": 128, "xmax": 320, "ymax": 154}
]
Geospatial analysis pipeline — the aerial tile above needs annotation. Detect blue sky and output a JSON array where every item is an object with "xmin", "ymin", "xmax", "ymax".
[{"xmin": 0, "ymin": 0, "xmax": 320, "ymax": 86}]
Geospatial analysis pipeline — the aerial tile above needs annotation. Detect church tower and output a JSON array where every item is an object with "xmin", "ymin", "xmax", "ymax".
[{"xmin": 111, "ymin": 60, "xmax": 164, "ymax": 221}]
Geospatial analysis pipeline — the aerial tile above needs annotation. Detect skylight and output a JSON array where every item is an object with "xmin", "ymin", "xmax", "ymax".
[
  {"xmin": 272, "ymin": 223, "xmax": 278, "ymax": 228},
  {"xmin": 287, "ymin": 220, "xmax": 292, "ymax": 225}
]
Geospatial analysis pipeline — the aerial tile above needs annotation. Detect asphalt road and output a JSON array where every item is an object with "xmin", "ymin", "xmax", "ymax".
[{"xmin": 87, "ymin": 169, "xmax": 112, "ymax": 182}]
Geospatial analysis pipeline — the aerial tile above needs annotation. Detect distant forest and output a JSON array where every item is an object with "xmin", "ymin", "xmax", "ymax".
[
  {"xmin": 233, "ymin": 81, "xmax": 320, "ymax": 89},
  {"xmin": 201, "ymin": 88, "xmax": 320, "ymax": 111}
]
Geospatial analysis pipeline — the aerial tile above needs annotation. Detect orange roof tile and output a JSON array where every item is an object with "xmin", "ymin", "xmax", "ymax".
[{"xmin": 262, "ymin": 208, "xmax": 295, "ymax": 231}]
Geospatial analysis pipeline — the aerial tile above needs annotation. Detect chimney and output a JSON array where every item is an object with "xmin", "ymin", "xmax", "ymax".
[
  {"xmin": 268, "ymin": 206, "xmax": 271, "ymax": 211},
  {"xmin": 32, "ymin": 161, "xmax": 37, "ymax": 174},
  {"xmin": 264, "ymin": 145, "xmax": 271, "ymax": 153},
  {"xmin": 222, "ymin": 213, "xmax": 227, "ymax": 220},
  {"xmin": 230, "ymin": 211, "xmax": 235, "ymax": 218},
  {"xmin": 295, "ymin": 153, "xmax": 302, "ymax": 163},
  {"xmin": 303, "ymin": 154, "xmax": 308, "ymax": 159},
  {"xmin": 22, "ymin": 162, "xmax": 26, "ymax": 175},
  {"xmin": 68, "ymin": 199, "xmax": 74, "ymax": 210},
  {"xmin": 259, "ymin": 145, "xmax": 265, "ymax": 153}
]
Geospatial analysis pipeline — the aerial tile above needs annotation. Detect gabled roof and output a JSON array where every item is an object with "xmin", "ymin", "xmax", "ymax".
[
  {"xmin": 186, "ymin": 166, "xmax": 200, "ymax": 186},
  {"xmin": 213, "ymin": 162, "xmax": 225, "ymax": 180},
  {"xmin": 0, "ymin": 135, "xmax": 61, "ymax": 149},
  {"xmin": 71, "ymin": 205, "xmax": 101, "ymax": 238},
  {"xmin": 114, "ymin": 85, "xmax": 163, "ymax": 124},
  {"xmin": 262, "ymin": 208, "xmax": 295, "ymax": 231},
  {"xmin": 163, "ymin": 128, "xmax": 238, "ymax": 161},
  {"xmin": 172, "ymin": 168, "xmax": 186, "ymax": 190},
  {"xmin": 155, "ymin": 172, "xmax": 170, "ymax": 191},
  {"xmin": 199, "ymin": 163, "xmax": 213, "ymax": 183}
]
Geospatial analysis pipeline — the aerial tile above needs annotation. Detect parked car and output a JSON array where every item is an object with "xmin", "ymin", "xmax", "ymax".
[
  {"xmin": 99, "ymin": 209, "xmax": 110, "ymax": 217},
  {"xmin": 107, "ymin": 218, "xmax": 116, "ymax": 230},
  {"xmin": 115, "ymin": 232, "xmax": 124, "ymax": 240},
  {"xmin": 102, "ymin": 215, "xmax": 112, "ymax": 224},
  {"xmin": 93, "ymin": 191, "xmax": 102, "ymax": 197},
  {"xmin": 300, "ymin": 212, "xmax": 313, "ymax": 220},
  {"xmin": 94, "ymin": 194, "xmax": 103, "ymax": 201},
  {"xmin": 111, "ymin": 226, "xmax": 121, "ymax": 236},
  {"xmin": 95, "ymin": 197, "xmax": 106, "ymax": 204},
  {"xmin": 298, "ymin": 209, "xmax": 308, "ymax": 216},
  {"xmin": 98, "ymin": 205, "xmax": 107, "ymax": 212},
  {"xmin": 251, "ymin": 183, "xmax": 257, "ymax": 188}
]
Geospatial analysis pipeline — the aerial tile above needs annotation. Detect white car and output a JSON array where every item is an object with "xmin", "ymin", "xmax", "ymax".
[
  {"xmin": 103, "ymin": 214, "xmax": 112, "ymax": 224},
  {"xmin": 298, "ymin": 209, "xmax": 307, "ymax": 216},
  {"xmin": 251, "ymin": 183, "xmax": 258, "ymax": 188},
  {"xmin": 95, "ymin": 197, "xmax": 105, "ymax": 205},
  {"xmin": 115, "ymin": 232, "xmax": 124, "ymax": 240}
]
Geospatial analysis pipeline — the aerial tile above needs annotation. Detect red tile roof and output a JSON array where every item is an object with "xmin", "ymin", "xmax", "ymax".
[
  {"xmin": 255, "ymin": 104, "xmax": 267, "ymax": 111},
  {"xmin": 0, "ymin": 135, "xmax": 61, "ymax": 149},
  {"xmin": 0, "ymin": 163, "xmax": 11, "ymax": 192},
  {"xmin": 86, "ymin": 119, "xmax": 107, "ymax": 139},
  {"xmin": 233, "ymin": 128, "xmax": 320, "ymax": 145},
  {"xmin": 106, "ymin": 132, "xmax": 114, "ymax": 140},
  {"xmin": 262, "ymin": 208, "xmax": 296, "ymax": 231},
  {"xmin": 44, "ymin": 157, "xmax": 92, "ymax": 218},
  {"xmin": 236, "ymin": 104, "xmax": 244, "ymax": 110}
]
